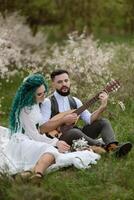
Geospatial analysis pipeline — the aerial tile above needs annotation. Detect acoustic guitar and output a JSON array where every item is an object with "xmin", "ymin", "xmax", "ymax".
[{"xmin": 48, "ymin": 80, "xmax": 120, "ymax": 138}]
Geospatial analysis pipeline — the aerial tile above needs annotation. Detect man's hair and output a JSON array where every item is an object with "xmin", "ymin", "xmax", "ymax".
[{"xmin": 51, "ymin": 69, "xmax": 69, "ymax": 80}]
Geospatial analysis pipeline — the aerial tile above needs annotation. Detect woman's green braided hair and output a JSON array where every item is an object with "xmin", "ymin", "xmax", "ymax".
[{"xmin": 9, "ymin": 73, "xmax": 48, "ymax": 134}]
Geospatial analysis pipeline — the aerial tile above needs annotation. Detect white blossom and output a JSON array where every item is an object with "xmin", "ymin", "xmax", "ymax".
[
  {"xmin": 0, "ymin": 13, "xmax": 47, "ymax": 78},
  {"xmin": 118, "ymin": 101, "xmax": 125, "ymax": 111},
  {"xmin": 0, "ymin": 13, "xmax": 133, "ymax": 101},
  {"xmin": 72, "ymin": 137, "xmax": 89, "ymax": 151}
]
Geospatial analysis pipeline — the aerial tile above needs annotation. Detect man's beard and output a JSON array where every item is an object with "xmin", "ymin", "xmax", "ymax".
[{"xmin": 56, "ymin": 87, "xmax": 70, "ymax": 96}]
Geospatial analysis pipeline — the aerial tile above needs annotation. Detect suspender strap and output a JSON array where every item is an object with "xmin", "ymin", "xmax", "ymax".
[
  {"xmin": 50, "ymin": 95, "xmax": 59, "ymax": 118},
  {"xmin": 50, "ymin": 94, "xmax": 77, "ymax": 118},
  {"xmin": 68, "ymin": 95, "xmax": 77, "ymax": 110}
]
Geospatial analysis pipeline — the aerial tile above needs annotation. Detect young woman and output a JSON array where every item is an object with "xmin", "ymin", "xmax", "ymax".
[{"xmin": 6, "ymin": 73, "xmax": 65, "ymax": 181}]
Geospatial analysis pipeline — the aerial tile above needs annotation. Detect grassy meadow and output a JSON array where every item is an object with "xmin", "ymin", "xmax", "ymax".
[
  {"xmin": 0, "ymin": 35, "xmax": 134, "ymax": 200},
  {"xmin": 0, "ymin": 75, "xmax": 134, "ymax": 200}
]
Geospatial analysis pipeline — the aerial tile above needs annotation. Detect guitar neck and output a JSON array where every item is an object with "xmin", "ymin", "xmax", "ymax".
[
  {"xmin": 73, "ymin": 92, "xmax": 100, "ymax": 115},
  {"xmin": 73, "ymin": 84, "xmax": 111, "ymax": 115}
]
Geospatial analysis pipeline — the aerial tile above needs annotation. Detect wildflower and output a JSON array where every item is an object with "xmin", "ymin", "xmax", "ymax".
[
  {"xmin": 118, "ymin": 101, "xmax": 125, "ymax": 111},
  {"xmin": 72, "ymin": 137, "xmax": 89, "ymax": 151}
]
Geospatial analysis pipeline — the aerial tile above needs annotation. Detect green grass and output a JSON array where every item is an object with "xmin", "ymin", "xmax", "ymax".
[
  {"xmin": 0, "ymin": 75, "xmax": 23, "ymax": 126},
  {"xmin": 0, "ymin": 75, "xmax": 134, "ymax": 200},
  {"xmin": 0, "ymin": 152, "xmax": 134, "ymax": 200},
  {"xmin": 94, "ymin": 34, "xmax": 134, "ymax": 45}
]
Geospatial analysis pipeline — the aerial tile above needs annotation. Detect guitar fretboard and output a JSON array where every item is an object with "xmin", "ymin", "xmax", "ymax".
[{"xmin": 73, "ymin": 89, "xmax": 108, "ymax": 115}]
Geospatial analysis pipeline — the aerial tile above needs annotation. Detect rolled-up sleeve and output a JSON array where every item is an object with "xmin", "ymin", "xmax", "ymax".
[
  {"xmin": 40, "ymin": 98, "xmax": 51, "ymax": 122},
  {"xmin": 73, "ymin": 97, "xmax": 92, "ymax": 124}
]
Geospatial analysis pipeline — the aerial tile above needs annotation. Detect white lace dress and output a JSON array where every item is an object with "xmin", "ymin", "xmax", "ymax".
[
  {"xmin": 0, "ymin": 104, "xmax": 101, "ymax": 174},
  {"xmin": 4, "ymin": 104, "xmax": 60, "ymax": 173}
]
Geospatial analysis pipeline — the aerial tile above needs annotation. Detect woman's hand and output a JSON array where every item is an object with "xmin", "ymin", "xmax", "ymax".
[{"xmin": 56, "ymin": 140, "xmax": 70, "ymax": 153}]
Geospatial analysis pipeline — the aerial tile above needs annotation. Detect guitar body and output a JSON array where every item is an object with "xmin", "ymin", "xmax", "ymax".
[
  {"xmin": 48, "ymin": 109, "xmax": 78, "ymax": 137},
  {"xmin": 50, "ymin": 109, "xmax": 76, "ymax": 121}
]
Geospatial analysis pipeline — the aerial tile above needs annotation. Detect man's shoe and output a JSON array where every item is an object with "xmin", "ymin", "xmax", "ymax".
[
  {"xmin": 107, "ymin": 142, "xmax": 132, "ymax": 158},
  {"xmin": 114, "ymin": 142, "xmax": 132, "ymax": 158}
]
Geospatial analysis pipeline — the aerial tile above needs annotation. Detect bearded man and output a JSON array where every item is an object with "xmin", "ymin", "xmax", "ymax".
[{"xmin": 40, "ymin": 69, "xmax": 132, "ymax": 157}]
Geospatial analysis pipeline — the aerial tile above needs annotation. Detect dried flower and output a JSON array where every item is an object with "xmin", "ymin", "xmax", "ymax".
[
  {"xmin": 118, "ymin": 101, "xmax": 125, "ymax": 111},
  {"xmin": 72, "ymin": 137, "xmax": 89, "ymax": 151}
]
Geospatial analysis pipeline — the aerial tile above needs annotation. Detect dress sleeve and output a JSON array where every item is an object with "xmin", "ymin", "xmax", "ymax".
[
  {"xmin": 73, "ymin": 97, "xmax": 92, "ymax": 124},
  {"xmin": 40, "ymin": 98, "xmax": 51, "ymax": 122},
  {"xmin": 20, "ymin": 107, "xmax": 58, "ymax": 146}
]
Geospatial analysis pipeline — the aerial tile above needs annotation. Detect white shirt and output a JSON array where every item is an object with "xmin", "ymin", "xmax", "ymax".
[
  {"xmin": 41, "ymin": 91, "xmax": 92, "ymax": 124},
  {"xmin": 20, "ymin": 104, "xmax": 58, "ymax": 146}
]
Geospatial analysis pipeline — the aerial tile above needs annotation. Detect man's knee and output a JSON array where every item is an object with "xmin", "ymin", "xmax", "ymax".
[
  {"xmin": 99, "ymin": 118, "xmax": 111, "ymax": 127},
  {"xmin": 68, "ymin": 128, "xmax": 83, "ymax": 139},
  {"xmin": 65, "ymin": 128, "xmax": 84, "ymax": 142},
  {"xmin": 60, "ymin": 128, "xmax": 83, "ymax": 145}
]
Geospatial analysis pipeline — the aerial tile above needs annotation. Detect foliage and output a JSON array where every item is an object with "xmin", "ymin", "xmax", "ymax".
[
  {"xmin": 0, "ymin": 0, "xmax": 134, "ymax": 39},
  {"xmin": 0, "ymin": 14, "xmax": 134, "ymax": 121},
  {"xmin": 109, "ymin": 44, "xmax": 134, "ymax": 101},
  {"xmin": 44, "ymin": 31, "xmax": 115, "ymax": 98},
  {"xmin": 0, "ymin": 13, "xmax": 113, "ymax": 98},
  {"xmin": 0, "ymin": 13, "xmax": 48, "ymax": 79}
]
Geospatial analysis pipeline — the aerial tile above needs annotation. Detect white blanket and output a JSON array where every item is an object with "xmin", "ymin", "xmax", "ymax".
[{"xmin": 0, "ymin": 126, "xmax": 100, "ymax": 174}]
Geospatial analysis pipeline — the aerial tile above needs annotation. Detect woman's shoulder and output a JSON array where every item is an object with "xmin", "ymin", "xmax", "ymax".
[
  {"xmin": 20, "ymin": 104, "xmax": 40, "ymax": 117},
  {"xmin": 20, "ymin": 104, "xmax": 43, "ymax": 125}
]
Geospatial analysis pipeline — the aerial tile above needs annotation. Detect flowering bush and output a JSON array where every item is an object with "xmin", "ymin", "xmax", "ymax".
[
  {"xmin": 45, "ymin": 31, "xmax": 115, "ymax": 98},
  {"xmin": 0, "ymin": 14, "xmax": 116, "ymax": 100},
  {"xmin": 0, "ymin": 13, "xmax": 47, "ymax": 79},
  {"xmin": 0, "ymin": 13, "xmax": 133, "ymax": 102},
  {"xmin": 108, "ymin": 44, "xmax": 134, "ymax": 100}
]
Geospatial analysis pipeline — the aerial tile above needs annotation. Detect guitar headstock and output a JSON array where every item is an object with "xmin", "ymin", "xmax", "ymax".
[{"xmin": 104, "ymin": 80, "xmax": 120, "ymax": 93}]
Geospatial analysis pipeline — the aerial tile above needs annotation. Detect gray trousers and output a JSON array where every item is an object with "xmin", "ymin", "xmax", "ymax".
[{"xmin": 59, "ymin": 118, "xmax": 117, "ymax": 146}]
